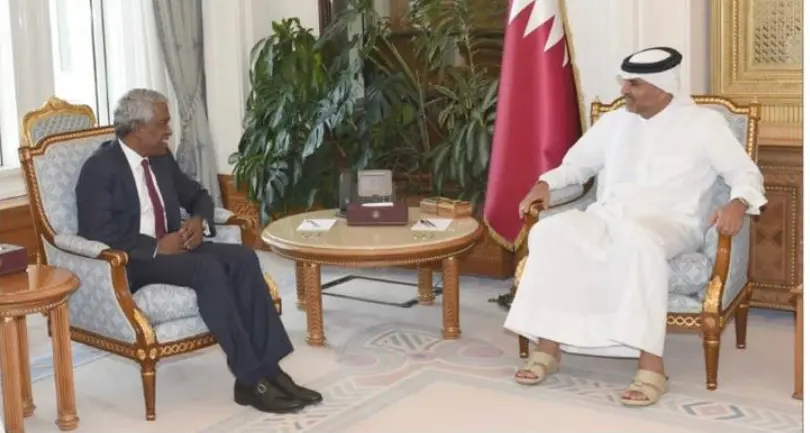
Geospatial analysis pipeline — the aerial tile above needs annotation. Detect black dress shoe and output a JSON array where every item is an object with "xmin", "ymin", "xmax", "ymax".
[
  {"xmin": 234, "ymin": 379, "xmax": 306, "ymax": 413},
  {"xmin": 269, "ymin": 371, "xmax": 324, "ymax": 404}
]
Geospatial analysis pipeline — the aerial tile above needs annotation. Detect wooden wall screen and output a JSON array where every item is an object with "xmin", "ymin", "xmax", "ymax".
[{"xmin": 712, "ymin": 0, "xmax": 803, "ymax": 310}]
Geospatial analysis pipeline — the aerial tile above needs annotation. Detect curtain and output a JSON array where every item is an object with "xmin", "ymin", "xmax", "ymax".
[
  {"xmin": 151, "ymin": 0, "xmax": 223, "ymax": 207},
  {"xmin": 102, "ymin": 0, "xmax": 182, "ymax": 140}
]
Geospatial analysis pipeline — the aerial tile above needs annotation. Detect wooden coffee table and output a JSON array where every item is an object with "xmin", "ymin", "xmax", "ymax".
[
  {"xmin": 0, "ymin": 265, "xmax": 80, "ymax": 433},
  {"xmin": 262, "ymin": 208, "xmax": 483, "ymax": 346}
]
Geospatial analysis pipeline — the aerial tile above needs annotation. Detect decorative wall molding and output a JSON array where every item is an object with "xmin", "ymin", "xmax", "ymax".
[
  {"xmin": 711, "ymin": 0, "xmax": 803, "ymax": 146},
  {"xmin": 749, "ymin": 146, "xmax": 803, "ymax": 310}
]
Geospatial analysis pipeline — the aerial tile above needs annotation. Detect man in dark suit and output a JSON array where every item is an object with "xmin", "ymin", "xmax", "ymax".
[{"xmin": 75, "ymin": 88, "xmax": 322, "ymax": 414}]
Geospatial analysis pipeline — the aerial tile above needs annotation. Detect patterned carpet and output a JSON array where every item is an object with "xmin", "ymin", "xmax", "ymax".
[{"xmin": 20, "ymin": 252, "xmax": 802, "ymax": 433}]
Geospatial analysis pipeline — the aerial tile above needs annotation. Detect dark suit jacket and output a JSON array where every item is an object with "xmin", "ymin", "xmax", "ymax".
[{"xmin": 75, "ymin": 139, "xmax": 216, "ymax": 261}]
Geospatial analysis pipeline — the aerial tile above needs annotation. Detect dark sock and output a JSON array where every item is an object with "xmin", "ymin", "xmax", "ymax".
[{"xmin": 238, "ymin": 365, "xmax": 269, "ymax": 387}]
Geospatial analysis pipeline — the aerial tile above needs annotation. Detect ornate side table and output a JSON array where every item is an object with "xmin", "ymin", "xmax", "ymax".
[{"xmin": 0, "ymin": 265, "xmax": 80, "ymax": 432}]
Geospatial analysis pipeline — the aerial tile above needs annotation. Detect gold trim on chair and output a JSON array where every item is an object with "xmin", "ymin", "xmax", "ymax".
[
  {"xmin": 21, "ymin": 96, "xmax": 97, "ymax": 148},
  {"xmin": 589, "ymin": 95, "xmax": 760, "ymax": 162}
]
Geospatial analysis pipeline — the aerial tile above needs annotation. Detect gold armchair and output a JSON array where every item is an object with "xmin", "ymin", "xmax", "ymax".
[
  {"xmin": 512, "ymin": 95, "xmax": 760, "ymax": 391},
  {"xmin": 19, "ymin": 126, "xmax": 281, "ymax": 420}
]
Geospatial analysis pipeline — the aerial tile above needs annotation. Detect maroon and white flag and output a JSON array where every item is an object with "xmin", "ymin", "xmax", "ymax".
[{"xmin": 484, "ymin": 0, "xmax": 582, "ymax": 250}]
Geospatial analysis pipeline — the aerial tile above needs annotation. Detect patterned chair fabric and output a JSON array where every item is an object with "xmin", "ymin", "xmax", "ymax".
[
  {"xmin": 21, "ymin": 97, "xmax": 98, "ymax": 148},
  {"xmin": 533, "ymin": 100, "xmax": 753, "ymax": 313},
  {"xmin": 30, "ymin": 130, "xmax": 242, "ymax": 344}
]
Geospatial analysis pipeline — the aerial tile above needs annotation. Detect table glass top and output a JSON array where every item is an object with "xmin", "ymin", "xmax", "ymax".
[{"xmin": 262, "ymin": 208, "xmax": 481, "ymax": 251}]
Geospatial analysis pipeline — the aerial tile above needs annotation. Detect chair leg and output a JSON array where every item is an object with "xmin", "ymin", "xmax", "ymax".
[
  {"xmin": 519, "ymin": 336, "xmax": 529, "ymax": 358},
  {"xmin": 702, "ymin": 329, "xmax": 721, "ymax": 390},
  {"xmin": 141, "ymin": 360, "xmax": 157, "ymax": 421},
  {"xmin": 735, "ymin": 290, "xmax": 751, "ymax": 349},
  {"xmin": 510, "ymin": 281, "xmax": 530, "ymax": 358}
]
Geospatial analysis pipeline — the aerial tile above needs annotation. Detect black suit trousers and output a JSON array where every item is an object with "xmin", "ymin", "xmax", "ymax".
[{"xmin": 126, "ymin": 242, "xmax": 293, "ymax": 384}]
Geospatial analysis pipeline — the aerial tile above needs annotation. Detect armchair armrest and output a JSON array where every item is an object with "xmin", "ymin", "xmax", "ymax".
[
  {"xmin": 42, "ymin": 238, "xmax": 143, "ymax": 344},
  {"xmin": 524, "ymin": 183, "xmax": 596, "ymax": 229},
  {"xmin": 53, "ymin": 233, "xmax": 129, "ymax": 266},
  {"xmin": 547, "ymin": 184, "xmax": 584, "ymax": 208},
  {"xmin": 702, "ymin": 217, "xmax": 751, "ymax": 315},
  {"xmin": 213, "ymin": 207, "xmax": 257, "ymax": 248},
  {"xmin": 180, "ymin": 207, "xmax": 256, "ymax": 246},
  {"xmin": 214, "ymin": 207, "xmax": 235, "ymax": 224},
  {"xmin": 514, "ymin": 184, "xmax": 593, "ymax": 260},
  {"xmin": 53, "ymin": 233, "xmax": 110, "ymax": 258},
  {"xmin": 211, "ymin": 206, "xmax": 255, "ymax": 230},
  {"xmin": 179, "ymin": 207, "xmax": 249, "ymax": 226}
]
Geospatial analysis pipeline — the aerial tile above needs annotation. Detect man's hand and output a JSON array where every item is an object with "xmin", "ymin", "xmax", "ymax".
[
  {"xmin": 709, "ymin": 199, "xmax": 747, "ymax": 236},
  {"xmin": 156, "ymin": 231, "xmax": 186, "ymax": 255},
  {"xmin": 518, "ymin": 181, "xmax": 550, "ymax": 218},
  {"xmin": 181, "ymin": 216, "xmax": 204, "ymax": 251}
]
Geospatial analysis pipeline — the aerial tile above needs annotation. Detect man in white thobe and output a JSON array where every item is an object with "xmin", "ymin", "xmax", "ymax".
[{"xmin": 503, "ymin": 47, "xmax": 767, "ymax": 406}]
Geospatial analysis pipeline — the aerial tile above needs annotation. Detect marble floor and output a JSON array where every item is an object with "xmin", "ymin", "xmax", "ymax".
[{"xmin": 5, "ymin": 251, "xmax": 804, "ymax": 433}]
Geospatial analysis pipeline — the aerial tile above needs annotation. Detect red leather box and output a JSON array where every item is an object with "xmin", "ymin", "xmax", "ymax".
[
  {"xmin": 0, "ymin": 244, "xmax": 28, "ymax": 276},
  {"xmin": 346, "ymin": 202, "xmax": 409, "ymax": 226}
]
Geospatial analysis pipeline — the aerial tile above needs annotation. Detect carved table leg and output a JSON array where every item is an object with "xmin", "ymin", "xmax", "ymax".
[
  {"xmin": 1, "ymin": 316, "xmax": 24, "ymax": 433},
  {"xmin": 295, "ymin": 261, "xmax": 306, "ymax": 311},
  {"xmin": 50, "ymin": 303, "xmax": 79, "ymax": 430},
  {"xmin": 442, "ymin": 257, "xmax": 461, "ymax": 339},
  {"xmin": 17, "ymin": 316, "xmax": 35, "ymax": 417},
  {"xmin": 417, "ymin": 265, "xmax": 435, "ymax": 305},
  {"xmin": 303, "ymin": 262, "xmax": 325, "ymax": 346}
]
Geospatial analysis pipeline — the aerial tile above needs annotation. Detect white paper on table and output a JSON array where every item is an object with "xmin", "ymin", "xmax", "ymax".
[
  {"xmin": 296, "ymin": 218, "xmax": 337, "ymax": 232},
  {"xmin": 411, "ymin": 218, "xmax": 452, "ymax": 231}
]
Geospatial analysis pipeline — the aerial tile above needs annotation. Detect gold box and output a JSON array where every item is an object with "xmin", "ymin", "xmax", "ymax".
[{"xmin": 419, "ymin": 197, "xmax": 473, "ymax": 218}]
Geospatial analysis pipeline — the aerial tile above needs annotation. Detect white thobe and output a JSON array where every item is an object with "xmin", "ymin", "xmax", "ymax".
[{"xmin": 503, "ymin": 97, "xmax": 767, "ymax": 358}]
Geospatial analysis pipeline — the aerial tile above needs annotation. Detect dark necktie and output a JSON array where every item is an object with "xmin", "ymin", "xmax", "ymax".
[{"xmin": 141, "ymin": 158, "xmax": 166, "ymax": 239}]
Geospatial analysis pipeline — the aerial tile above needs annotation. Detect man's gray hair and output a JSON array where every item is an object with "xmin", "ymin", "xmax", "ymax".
[{"xmin": 113, "ymin": 88, "xmax": 168, "ymax": 137}]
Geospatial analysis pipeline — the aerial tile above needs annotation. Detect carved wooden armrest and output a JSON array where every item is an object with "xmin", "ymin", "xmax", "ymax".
[
  {"xmin": 702, "ymin": 234, "xmax": 733, "ymax": 316},
  {"xmin": 49, "ymin": 235, "xmax": 153, "ymax": 342},
  {"xmin": 98, "ymin": 249, "xmax": 129, "ymax": 267},
  {"xmin": 223, "ymin": 215, "xmax": 256, "ymax": 231}
]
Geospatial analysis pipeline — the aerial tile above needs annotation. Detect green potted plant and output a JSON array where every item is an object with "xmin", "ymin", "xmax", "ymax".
[
  {"xmin": 407, "ymin": 0, "xmax": 505, "ymax": 209},
  {"xmin": 230, "ymin": 18, "xmax": 361, "ymax": 222},
  {"xmin": 230, "ymin": 7, "xmax": 433, "ymax": 221},
  {"xmin": 230, "ymin": 0, "xmax": 506, "ymax": 222}
]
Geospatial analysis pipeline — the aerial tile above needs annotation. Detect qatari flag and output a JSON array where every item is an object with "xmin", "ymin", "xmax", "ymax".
[{"xmin": 484, "ymin": 0, "xmax": 582, "ymax": 250}]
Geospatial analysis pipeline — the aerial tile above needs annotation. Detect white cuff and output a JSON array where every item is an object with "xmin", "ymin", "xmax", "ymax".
[
  {"xmin": 537, "ymin": 172, "xmax": 560, "ymax": 190},
  {"xmin": 730, "ymin": 188, "xmax": 767, "ymax": 216}
]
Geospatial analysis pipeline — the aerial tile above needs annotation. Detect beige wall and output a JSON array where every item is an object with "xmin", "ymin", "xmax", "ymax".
[
  {"xmin": 203, "ymin": 0, "xmax": 320, "ymax": 174},
  {"xmin": 203, "ymin": 0, "xmax": 712, "ymax": 174},
  {"xmin": 565, "ymin": 0, "xmax": 710, "ymax": 114}
]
